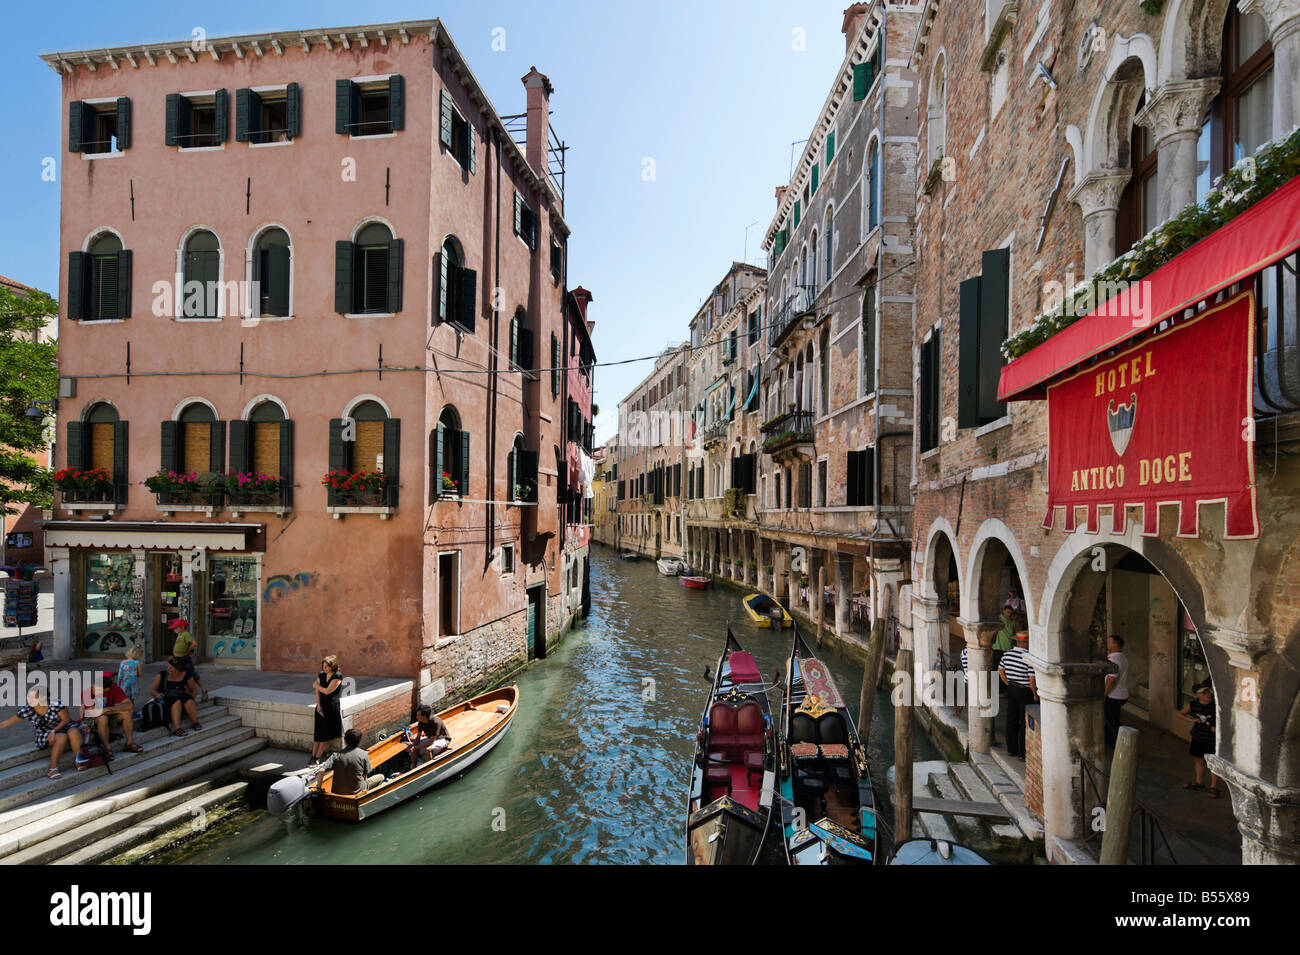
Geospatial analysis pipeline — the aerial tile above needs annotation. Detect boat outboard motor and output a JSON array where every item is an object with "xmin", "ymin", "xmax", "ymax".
[{"xmin": 267, "ymin": 773, "xmax": 312, "ymax": 818}]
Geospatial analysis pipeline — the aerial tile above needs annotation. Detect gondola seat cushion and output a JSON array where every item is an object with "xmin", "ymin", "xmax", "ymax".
[
  {"xmin": 817, "ymin": 713, "xmax": 847, "ymax": 745},
  {"xmin": 789, "ymin": 742, "xmax": 820, "ymax": 759},
  {"xmin": 790, "ymin": 712, "xmax": 818, "ymax": 744},
  {"xmin": 709, "ymin": 702, "xmax": 740, "ymax": 750},
  {"xmin": 734, "ymin": 701, "xmax": 765, "ymax": 750},
  {"xmin": 705, "ymin": 764, "xmax": 731, "ymax": 792},
  {"xmin": 729, "ymin": 651, "xmax": 761, "ymax": 685}
]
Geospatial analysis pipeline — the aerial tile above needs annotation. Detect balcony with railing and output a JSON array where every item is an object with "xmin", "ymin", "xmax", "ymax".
[
  {"xmin": 760, "ymin": 409, "xmax": 814, "ymax": 457},
  {"xmin": 1254, "ymin": 251, "xmax": 1300, "ymax": 433},
  {"xmin": 768, "ymin": 285, "xmax": 816, "ymax": 348},
  {"xmin": 701, "ymin": 418, "xmax": 730, "ymax": 447}
]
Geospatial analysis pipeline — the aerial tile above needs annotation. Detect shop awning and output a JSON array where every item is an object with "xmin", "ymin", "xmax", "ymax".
[
  {"xmin": 999, "ymin": 174, "xmax": 1300, "ymax": 401},
  {"xmin": 42, "ymin": 521, "xmax": 266, "ymax": 552}
]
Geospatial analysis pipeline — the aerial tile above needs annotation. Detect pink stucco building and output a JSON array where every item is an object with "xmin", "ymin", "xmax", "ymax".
[{"xmin": 41, "ymin": 19, "xmax": 593, "ymax": 706}]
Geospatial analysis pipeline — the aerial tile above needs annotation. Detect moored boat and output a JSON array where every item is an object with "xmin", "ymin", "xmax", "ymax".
[
  {"xmin": 620, "ymin": 551, "xmax": 640, "ymax": 561},
  {"xmin": 657, "ymin": 557, "xmax": 690, "ymax": 576},
  {"xmin": 742, "ymin": 592, "xmax": 792, "ymax": 628},
  {"xmin": 680, "ymin": 575, "xmax": 711, "ymax": 590},
  {"xmin": 307, "ymin": 686, "xmax": 518, "ymax": 822},
  {"xmin": 686, "ymin": 630, "xmax": 777, "ymax": 864},
  {"xmin": 777, "ymin": 629, "xmax": 878, "ymax": 864},
  {"xmin": 887, "ymin": 838, "xmax": 992, "ymax": 865}
]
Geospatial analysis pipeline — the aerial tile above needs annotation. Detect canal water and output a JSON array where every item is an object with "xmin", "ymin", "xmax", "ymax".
[{"xmin": 176, "ymin": 548, "xmax": 935, "ymax": 865}]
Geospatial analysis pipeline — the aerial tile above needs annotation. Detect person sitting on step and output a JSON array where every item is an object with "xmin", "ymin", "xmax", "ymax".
[{"xmin": 0, "ymin": 689, "xmax": 84, "ymax": 779}]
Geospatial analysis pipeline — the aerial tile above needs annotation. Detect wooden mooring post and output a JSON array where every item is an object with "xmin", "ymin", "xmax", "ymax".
[
  {"xmin": 856, "ymin": 617, "xmax": 886, "ymax": 742},
  {"xmin": 893, "ymin": 646, "xmax": 914, "ymax": 842},
  {"xmin": 1100, "ymin": 725, "xmax": 1139, "ymax": 865},
  {"xmin": 816, "ymin": 566, "xmax": 825, "ymax": 647}
]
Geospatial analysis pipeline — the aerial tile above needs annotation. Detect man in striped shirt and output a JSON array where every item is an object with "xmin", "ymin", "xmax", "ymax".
[{"xmin": 998, "ymin": 631, "xmax": 1037, "ymax": 758}]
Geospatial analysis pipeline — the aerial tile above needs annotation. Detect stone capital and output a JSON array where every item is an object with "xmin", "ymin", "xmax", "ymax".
[
  {"xmin": 1205, "ymin": 626, "xmax": 1272, "ymax": 669},
  {"xmin": 1239, "ymin": 0, "xmax": 1300, "ymax": 36},
  {"xmin": 1205, "ymin": 755, "xmax": 1300, "ymax": 863},
  {"xmin": 1026, "ymin": 657, "xmax": 1110, "ymax": 704},
  {"xmin": 957, "ymin": 617, "xmax": 1003, "ymax": 649},
  {"xmin": 1135, "ymin": 79, "xmax": 1221, "ymax": 147},
  {"xmin": 1068, "ymin": 169, "xmax": 1131, "ymax": 219}
]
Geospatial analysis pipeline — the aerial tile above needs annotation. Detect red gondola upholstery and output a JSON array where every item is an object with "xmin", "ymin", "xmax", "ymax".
[{"xmin": 729, "ymin": 651, "xmax": 761, "ymax": 685}]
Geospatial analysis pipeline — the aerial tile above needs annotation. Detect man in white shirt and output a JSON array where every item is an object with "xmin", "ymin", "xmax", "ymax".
[{"xmin": 1104, "ymin": 634, "xmax": 1129, "ymax": 747}]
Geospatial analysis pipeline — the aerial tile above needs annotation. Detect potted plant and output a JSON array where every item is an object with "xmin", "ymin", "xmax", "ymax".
[
  {"xmin": 799, "ymin": 575, "xmax": 810, "ymax": 588},
  {"xmin": 145, "ymin": 470, "xmax": 220, "ymax": 506},
  {"xmin": 440, "ymin": 471, "xmax": 459, "ymax": 498},
  {"xmin": 54, "ymin": 466, "xmax": 114, "ymax": 503},
  {"xmin": 322, "ymin": 468, "xmax": 388, "ymax": 505},
  {"xmin": 514, "ymin": 479, "xmax": 535, "ymax": 503},
  {"xmin": 763, "ymin": 563, "xmax": 774, "ymax": 575},
  {"xmin": 225, "ymin": 471, "xmax": 282, "ymax": 505}
]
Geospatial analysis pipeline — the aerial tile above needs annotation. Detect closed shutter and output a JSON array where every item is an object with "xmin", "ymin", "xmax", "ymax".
[
  {"xmin": 551, "ymin": 334, "xmax": 560, "ymax": 396},
  {"xmin": 387, "ymin": 238, "xmax": 404, "ymax": 312},
  {"xmin": 279, "ymin": 420, "xmax": 294, "ymax": 505},
  {"xmin": 68, "ymin": 101, "xmax": 86, "ymax": 152},
  {"xmin": 335, "ymin": 79, "xmax": 353, "ymax": 135},
  {"xmin": 853, "ymin": 62, "xmax": 869, "ymax": 100},
  {"xmin": 165, "ymin": 93, "xmax": 181, "ymax": 146},
  {"xmin": 266, "ymin": 245, "xmax": 290, "ymax": 316},
  {"xmin": 467, "ymin": 121, "xmax": 477, "ymax": 174},
  {"xmin": 799, "ymin": 463, "xmax": 812, "ymax": 508},
  {"xmin": 228, "ymin": 420, "xmax": 249, "ymax": 474},
  {"xmin": 67, "ymin": 252, "xmax": 86, "ymax": 320},
  {"xmin": 958, "ymin": 276, "xmax": 982, "ymax": 429},
  {"xmin": 826, "ymin": 130, "xmax": 835, "ymax": 165},
  {"xmin": 459, "ymin": 430, "xmax": 470, "ymax": 499},
  {"xmin": 439, "ymin": 90, "xmax": 453, "ymax": 148},
  {"xmin": 510, "ymin": 317, "xmax": 519, "ymax": 366},
  {"xmin": 383, "ymin": 419, "xmax": 401, "ymax": 506},
  {"xmin": 116, "ymin": 97, "xmax": 131, "ymax": 150},
  {"xmin": 388, "ymin": 74, "xmax": 405, "ymax": 131},
  {"xmin": 432, "ymin": 425, "xmax": 444, "ymax": 502},
  {"xmin": 213, "ymin": 89, "xmax": 229, "ymax": 143},
  {"xmin": 978, "ymin": 248, "xmax": 1010, "ymax": 423},
  {"xmin": 209, "ymin": 420, "xmax": 226, "ymax": 473},
  {"xmin": 811, "ymin": 162, "xmax": 819, "ymax": 195},
  {"xmin": 334, "ymin": 241, "xmax": 354, "ymax": 314},
  {"xmin": 65, "ymin": 421, "xmax": 86, "ymax": 470},
  {"xmin": 112, "ymin": 421, "xmax": 129, "ymax": 498},
  {"xmin": 794, "ymin": 199, "xmax": 801, "ymax": 228},
  {"xmin": 455, "ymin": 267, "xmax": 476, "ymax": 331},
  {"xmin": 235, "ymin": 88, "xmax": 254, "ymax": 142},
  {"xmin": 285, "ymin": 83, "xmax": 301, "ymax": 139},
  {"xmin": 431, "ymin": 252, "xmax": 444, "ymax": 325},
  {"xmin": 327, "ymin": 419, "xmax": 345, "ymax": 505},
  {"xmin": 160, "ymin": 421, "xmax": 179, "ymax": 473},
  {"xmin": 514, "ymin": 192, "xmax": 523, "ymax": 239},
  {"xmin": 116, "ymin": 250, "xmax": 132, "ymax": 319}
]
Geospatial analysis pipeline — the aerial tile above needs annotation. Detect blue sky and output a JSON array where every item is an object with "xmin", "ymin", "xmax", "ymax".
[{"xmin": 1, "ymin": 0, "xmax": 856, "ymax": 442}]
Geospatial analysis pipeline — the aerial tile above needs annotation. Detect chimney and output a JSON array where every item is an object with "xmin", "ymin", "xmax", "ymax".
[
  {"xmin": 841, "ymin": 3, "xmax": 870, "ymax": 53},
  {"xmin": 570, "ymin": 286, "xmax": 593, "ymax": 322},
  {"xmin": 775, "ymin": 185, "xmax": 788, "ymax": 207},
  {"xmin": 522, "ymin": 66, "xmax": 553, "ymax": 178}
]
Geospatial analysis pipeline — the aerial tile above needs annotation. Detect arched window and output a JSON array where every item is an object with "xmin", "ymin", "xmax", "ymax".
[
  {"xmin": 347, "ymin": 400, "xmax": 388, "ymax": 474},
  {"xmin": 928, "ymin": 55, "xmax": 946, "ymax": 166},
  {"xmin": 82, "ymin": 232, "xmax": 126, "ymax": 322},
  {"xmin": 85, "ymin": 402, "xmax": 120, "ymax": 473},
  {"xmin": 810, "ymin": 230, "xmax": 820, "ymax": 293},
  {"xmin": 352, "ymin": 222, "xmax": 397, "ymax": 314},
  {"xmin": 1197, "ymin": 2, "xmax": 1274, "ymax": 202},
  {"xmin": 438, "ymin": 236, "xmax": 473, "ymax": 330},
  {"xmin": 864, "ymin": 142, "xmax": 880, "ymax": 234},
  {"xmin": 824, "ymin": 205, "xmax": 834, "ymax": 282},
  {"xmin": 433, "ymin": 406, "xmax": 467, "ymax": 499},
  {"xmin": 1117, "ymin": 94, "xmax": 1158, "ymax": 255},
  {"xmin": 177, "ymin": 402, "xmax": 217, "ymax": 475},
  {"xmin": 251, "ymin": 227, "xmax": 291, "ymax": 318},
  {"xmin": 182, "ymin": 229, "xmax": 221, "ymax": 318},
  {"xmin": 246, "ymin": 400, "xmax": 286, "ymax": 476},
  {"xmin": 819, "ymin": 329, "xmax": 830, "ymax": 416}
]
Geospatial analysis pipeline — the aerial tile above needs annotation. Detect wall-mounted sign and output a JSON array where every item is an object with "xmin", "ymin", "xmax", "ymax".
[{"xmin": 1044, "ymin": 290, "xmax": 1258, "ymax": 540}]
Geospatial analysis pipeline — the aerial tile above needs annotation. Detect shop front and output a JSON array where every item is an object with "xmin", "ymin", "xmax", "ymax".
[{"xmin": 44, "ymin": 522, "xmax": 266, "ymax": 666}]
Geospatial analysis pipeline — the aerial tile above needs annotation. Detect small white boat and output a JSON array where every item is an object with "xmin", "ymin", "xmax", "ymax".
[{"xmin": 658, "ymin": 557, "xmax": 690, "ymax": 576}]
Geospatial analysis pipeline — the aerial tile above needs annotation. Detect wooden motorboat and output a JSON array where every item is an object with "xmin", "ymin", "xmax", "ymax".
[
  {"xmin": 742, "ymin": 593, "xmax": 792, "ymax": 628},
  {"xmin": 657, "ymin": 557, "xmax": 690, "ymax": 576},
  {"xmin": 887, "ymin": 838, "xmax": 992, "ymax": 865},
  {"xmin": 310, "ymin": 686, "xmax": 518, "ymax": 822},
  {"xmin": 777, "ymin": 629, "xmax": 879, "ymax": 864},
  {"xmin": 620, "ymin": 551, "xmax": 640, "ymax": 561},
  {"xmin": 686, "ymin": 629, "xmax": 777, "ymax": 865},
  {"xmin": 680, "ymin": 575, "xmax": 711, "ymax": 590}
]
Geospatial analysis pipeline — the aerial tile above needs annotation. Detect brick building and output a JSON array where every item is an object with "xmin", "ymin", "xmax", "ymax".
[
  {"xmin": 904, "ymin": 0, "xmax": 1300, "ymax": 863},
  {"xmin": 40, "ymin": 20, "xmax": 592, "ymax": 707}
]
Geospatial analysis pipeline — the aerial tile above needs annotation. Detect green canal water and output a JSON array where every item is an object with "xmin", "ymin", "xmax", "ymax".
[{"xmin": 175, "ymin": 548, "xmax": 935, "ymax": 865}]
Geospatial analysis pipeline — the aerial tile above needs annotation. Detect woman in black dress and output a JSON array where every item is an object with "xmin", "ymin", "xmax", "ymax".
[{"xmin": 310, "ymin": 655, "xmax": 344, "ymax": 766}]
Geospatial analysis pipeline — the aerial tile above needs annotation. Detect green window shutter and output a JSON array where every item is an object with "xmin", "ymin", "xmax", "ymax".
[
  {"xmin": 285, "ymin": 83, "xmax": 301, "ymax": 139},
  {"xmin": 388, "ymin": 74, "xmax": 405, "ymax": 131},
  {"xmin": 116, "ymin": 249, "xmax": 132, "ymax": 318},
  {"xmin": 812, "ymin": 162, "xmax": 819, "ymax": 195},
  {"xmin": 214, "ymin": 89, "xmax": 229, "ymax": 143},
  {"xmin": 467, "ymin": 121, "xmax": 477, "ymax": 175},
  {"xmin": 112, "ymin": 421, "xmax": 129, "ymax": 495},
  {"xmin": 65, "ymin": 421, "xmax": 85, "ymax": 470},
  {"xmin": 514, "ymin": 192, "xmax": 523, "ymax": 239},
  {"xmin": 335, "ymin": 79, "xmax": 353, "ymax": 135},
  {"xmin": 439, "ymin": 90, "xmax": 453, "ymax": 149},
  {"xmin": 67, "ymin": 251, "xmax": 86, "ymax": 320},
  {"xmin": 68, "ymin": 101, "xmax": 85, "ymax": 152},
  {"xmin": 279, "ymin": 419, "xmax": 294, "ymax": 505},
  {"xmin": 455, "ymin": 266, "xmax": 477, "ymax": 332},
  {"xmin": 228, "ymin": 420, "xmax": 249, "ymax": 474},
  {"xmin": 433, "ymin": 424, "xmax": 444, "ymax": 502},
  {"xmin": 459, "ymin": 430, "xmax": 470, "ymax": 499},
  {"xmin": 266, "ymin": 245, "xmax": 290, "ymax": 316},
  {"xmin": 826, "ymin": 130, "xmax": 835, "ymax": 165},
  {"xmin": 116, "ymin": 97, "xmax": 131, "ymax": 150},
  {"xmin": 328, "ymin": 419, "xmax": 345, "ymax": 504},
  {"xmin": 165, "ymin": 93, "xmax": 181, "ymax": 146},
  {"xmin": 334, "ymin": 241, "xmax": 354, "ymax": 314},
  {"xmin": 235, "ymin": 88, "xmax": 254, "ymax": 142},
  {"xmin": 978, "ymin": 248, "xmax": 1010, "ymax": 423},
  {"xmin": 793, "ymin": 200, "xmax": 801, "ymax": 228},
  {"xmin": 160, "ymin": 420, "xmax": 179, "ymax": 473},
  {"xmin": 958, "ymin": 275, "xmax": 982, "ymax": 429},
  {"xmin": 853, "ymin": 62, "xmax": 868, "ymax": 101},
  {"xmin": 209, "ymin": 420, "xmax": 226, "ymax": 473},
  {"xmin": 383, "ymin": 418, "xmax": 401, "ymax": 506},
  {"xmin": 510, "ymin": 317, "xmax": 519, "ymax": 366},
  {"xmin": 551, "ymin": 334, "xmax": 560, "ymax": 396},
  {"xmin": 387, "ymin": 238, "xmax": 404, "ymax": 312}
]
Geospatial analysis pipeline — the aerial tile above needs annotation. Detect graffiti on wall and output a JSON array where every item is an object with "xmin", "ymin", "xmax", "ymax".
[{"xmin": 262, "ymin": 573, "xmax": 316, "ymax": 605}]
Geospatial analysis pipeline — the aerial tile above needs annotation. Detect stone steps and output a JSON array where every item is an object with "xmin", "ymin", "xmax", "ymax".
[{"xmin": 0, "ymin": 726, "xmax": 263, "ymax": 861}]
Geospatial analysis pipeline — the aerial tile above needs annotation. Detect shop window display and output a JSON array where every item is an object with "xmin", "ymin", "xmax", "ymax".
[
  {"xmin": 206, "ymin": 556, "xmax": 258, "ymax": 661},
  {"xmin": 83, "ymin": 552, "xmax": 142, "ymax": 656}
]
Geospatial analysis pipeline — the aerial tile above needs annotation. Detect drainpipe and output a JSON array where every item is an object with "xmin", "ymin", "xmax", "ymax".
[
  {"xmin": 489, "ymin": 127, "xmax": 503, "ymax": 563},
  {"xmin": 872, "ymin": 4, "xmax": 888, "ymax": 623}
]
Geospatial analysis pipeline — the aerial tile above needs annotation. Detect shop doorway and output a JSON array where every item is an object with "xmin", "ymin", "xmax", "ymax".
[
  {"xmin": 153, "ymin": 553, "xmax": 184, "ymax": 660},
  {"xmin": 527, "ymin": 584, "xmax": 546, "ymax": 660}
]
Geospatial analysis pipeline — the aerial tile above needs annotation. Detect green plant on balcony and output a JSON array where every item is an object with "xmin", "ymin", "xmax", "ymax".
[
  {"xmin": 762, "ymin": 430, "xmax": 797, "ymax": 453},
  {"xmin": 322, "ymin": 468, "xmax": 388, "ymax": 505},
  {"xmin": 225, "ymin": 471, "xmax": 282, "ymax": 504},
  {"xmin": 723, "ymin": 487, "xmax": 745, "ymax": 514},
  {"xmin": 515, "ymin": 480, "xmax": 536, "ymax": 503},
  {"xmin": 146, "ymin": 469, "xmax": 223, "ymax": 505}
]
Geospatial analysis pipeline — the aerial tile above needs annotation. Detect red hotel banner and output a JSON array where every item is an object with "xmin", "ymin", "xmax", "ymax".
[{"xmin": 1044, "ymin": 289, "xmax": 1258, "ymax": 540}]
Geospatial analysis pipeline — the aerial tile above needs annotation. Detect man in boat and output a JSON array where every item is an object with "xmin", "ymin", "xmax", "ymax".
[
  {"xmin": 318, "ymin": 728, "xmax": 384, "ymax": 795},
  {"xmin": 409, "ymin": 704, "xmax": 452, "ymax": 765}
]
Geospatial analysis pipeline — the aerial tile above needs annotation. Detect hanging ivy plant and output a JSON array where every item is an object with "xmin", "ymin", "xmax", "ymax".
[
  {"xmin": 1140, "ymin": 0, "xmax": 1166, "ymax": 15},
  {"xmin": 1003, "ymin": 127, "xmax": 1300, "ymax": 360}
]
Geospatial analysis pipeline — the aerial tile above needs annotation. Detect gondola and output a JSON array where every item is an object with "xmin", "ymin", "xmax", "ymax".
[
  {"xmin": 680, "ymin": 575, "xmax": 711, "ymax": 590},
  {"xmin": 777, "ymin": 628, "xmax": 879, "ymax": 864},
  {"xmin": 686, "ymin": 629, "xmax": 777, "ymax": 865},
  {"xmin": 270, "ymin": 686, "xmax": 518, "ymax": 823},
  {"xmin": 887, "ymin": 838, "xmax": 992, "ymax": 865},
  {"xmin": 742, "ymin": 592, "xmax": 792, "ymax": 628}
]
